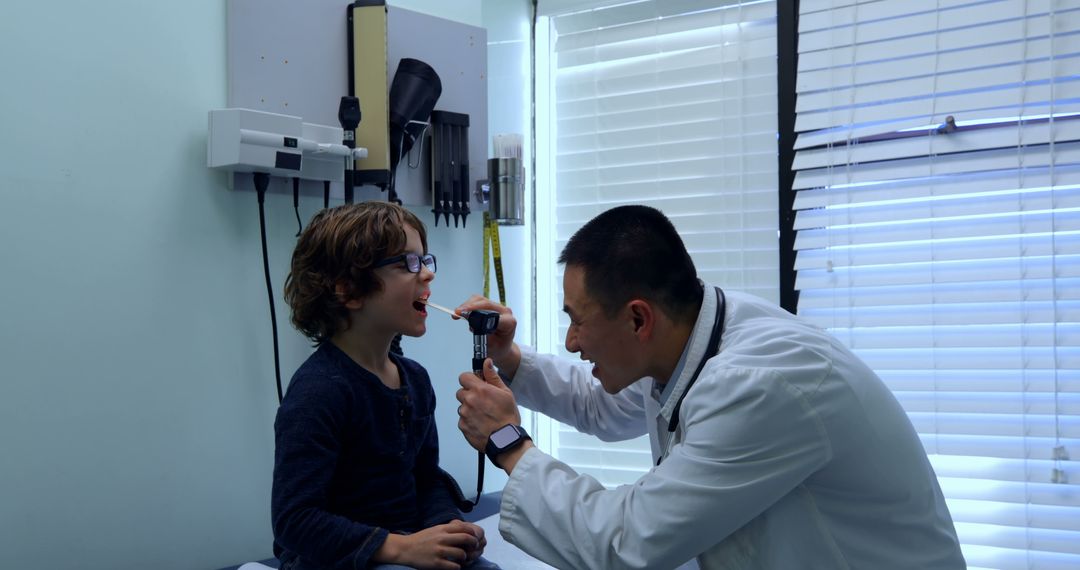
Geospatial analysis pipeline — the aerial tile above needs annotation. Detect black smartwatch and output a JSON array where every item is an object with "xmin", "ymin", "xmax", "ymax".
[{"xmin": 485, "ymin": 424, "xmax": 531, "ymax": 468}]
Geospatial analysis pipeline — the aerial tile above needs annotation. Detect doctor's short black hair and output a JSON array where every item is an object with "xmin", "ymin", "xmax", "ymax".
[{"xmin": 559, "ymin": 205, "xmax": 703, "ymax": 323}]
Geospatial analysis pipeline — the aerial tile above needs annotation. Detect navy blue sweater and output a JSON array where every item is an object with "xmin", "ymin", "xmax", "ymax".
[{"xmin": 272, "ymin": 342, "xmax": 462, "ymax": 569}]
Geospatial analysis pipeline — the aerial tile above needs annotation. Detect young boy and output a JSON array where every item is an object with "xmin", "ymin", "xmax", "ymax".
[{"xmin": 273, "ymin": 202, "xmax": 497, "ymax": 570}]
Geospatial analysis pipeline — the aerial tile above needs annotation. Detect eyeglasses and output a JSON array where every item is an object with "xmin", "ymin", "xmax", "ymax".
[{"xmin": 373, "ymin": 252, "xmax": 437, "ymax": 274}]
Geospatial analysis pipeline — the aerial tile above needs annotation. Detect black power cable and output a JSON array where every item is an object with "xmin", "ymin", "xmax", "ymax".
[
  {"xmin": 292, "ymin": 177, "xmax": 302, "ymax": 237},
  {"xmin": 323, "ymin": 180, "xmax": 330, "ymax": 210},
  {"xmin": 254, "ymin": 172, "xmax": 284, "ymax": 403}
]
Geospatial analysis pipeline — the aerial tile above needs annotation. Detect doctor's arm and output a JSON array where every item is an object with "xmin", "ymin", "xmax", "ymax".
[
  {"xmin": 456, "ymin": 296, "xmax": 647, "ymax": 441},
  {"xmin": 512, "ymin": 345, "xmax": 647, "ymax": 441},
  {"xmin": 496, "ymin": 368, "xmax": 833, "ymax": 570}
]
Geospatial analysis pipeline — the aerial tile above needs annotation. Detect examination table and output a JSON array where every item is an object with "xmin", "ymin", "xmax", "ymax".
[{"xmin": 218, "ymin": 492, "xmax": 554, "ymax": 570}]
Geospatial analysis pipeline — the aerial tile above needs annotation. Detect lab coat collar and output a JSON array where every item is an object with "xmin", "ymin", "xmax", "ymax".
[{"xmin": 657, "ymin": 280, "xmax": 720, "ymax": 427}]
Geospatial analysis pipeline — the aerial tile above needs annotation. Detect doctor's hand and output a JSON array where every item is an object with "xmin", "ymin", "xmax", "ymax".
[
  {"xmin": 456, "ymin": 295, "xmax": 521, "ymax": 378},
  {"xmin": 457, "ymin": 359, "xmax": 521, "ymax": 452}
]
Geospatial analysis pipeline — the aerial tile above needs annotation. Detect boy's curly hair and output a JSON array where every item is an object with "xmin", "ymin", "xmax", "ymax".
[{"xmin": 284, "ymin": 202, "xmax": 428, "ymax": 343}]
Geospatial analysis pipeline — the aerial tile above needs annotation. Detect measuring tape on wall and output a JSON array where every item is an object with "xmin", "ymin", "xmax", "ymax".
[{"xmin": 482, "ymin": 212, "xmax": 507, "ymax": 304}]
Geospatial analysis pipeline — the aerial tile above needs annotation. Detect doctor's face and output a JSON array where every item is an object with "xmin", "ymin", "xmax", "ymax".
[{"xmin": 562, "ymin": 265, "xmax": 642, "ymax": 394}]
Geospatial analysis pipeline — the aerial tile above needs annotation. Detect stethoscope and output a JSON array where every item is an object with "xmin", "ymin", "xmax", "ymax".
[{"xmin": 658, "ymin": 286, "xmax": 725, "ymax": 464}]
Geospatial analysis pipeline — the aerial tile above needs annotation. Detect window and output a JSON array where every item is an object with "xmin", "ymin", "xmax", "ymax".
[
  {"xmin": 792, "ymin": 0, "xmax": 1080, "ymax": 567},
  {"xmin": 534, "ymin": 0, "xmax": 779, "ymax": 486}
]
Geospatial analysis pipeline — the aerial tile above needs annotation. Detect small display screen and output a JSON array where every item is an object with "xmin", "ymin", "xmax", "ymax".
[
  {"xmin": 491, "ymin": 427, "xmax": 519, "ymax": 448},
  {"xmin": 275, "ymin": 151, "xmax": 302, "ymax": 171}
]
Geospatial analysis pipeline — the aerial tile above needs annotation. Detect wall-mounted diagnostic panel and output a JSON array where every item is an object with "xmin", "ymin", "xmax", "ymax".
[{"xmin": 224, "ymin": 0, "xmax": 487, "ymax": 217}]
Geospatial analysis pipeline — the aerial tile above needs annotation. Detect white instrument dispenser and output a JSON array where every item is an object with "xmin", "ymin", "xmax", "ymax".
[{"xmin": 486, "ymin": 133, "xmax": 524, "ymax": 225}]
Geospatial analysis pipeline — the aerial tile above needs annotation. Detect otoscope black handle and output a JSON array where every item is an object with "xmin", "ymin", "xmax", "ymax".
[
  {"xmin": 473, "ymin": 336, "xmax": 486, "ymax": 375},
  {"xmin": 338, "ymin": 96, "xmax": 361, "ymax": 205}
]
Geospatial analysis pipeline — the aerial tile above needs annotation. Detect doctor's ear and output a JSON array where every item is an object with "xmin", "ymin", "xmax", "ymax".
[{"xmin": 627, "ymin": 300, "xmax": 655, "ymax": 339}]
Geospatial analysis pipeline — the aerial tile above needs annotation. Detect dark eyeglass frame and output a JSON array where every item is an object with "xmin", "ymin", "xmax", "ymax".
[{"xmin": 373, "ymin": 252, "xmax": 437, "ymax": 274}]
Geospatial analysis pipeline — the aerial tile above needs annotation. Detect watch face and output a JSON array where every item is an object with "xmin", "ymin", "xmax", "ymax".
[{"xmin": 490, "ymin": 426, "xmax": 519, "ymax": 448}]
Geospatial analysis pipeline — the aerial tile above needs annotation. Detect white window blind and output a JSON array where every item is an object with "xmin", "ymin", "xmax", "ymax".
[
  {"xmin": 793, "ymin": 1, "xmax": 1080, "ymax": 568},
  {"xmin": 534, "ymin": 0, "xmax": 779, "ymax": 487}
]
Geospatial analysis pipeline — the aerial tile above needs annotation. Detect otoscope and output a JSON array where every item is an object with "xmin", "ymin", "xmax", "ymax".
[
  {"xmin": 468, "ymin": 310, "xmax": 500, "ymax": 373},
  {"xmin": 424, "ymin": 300, "xmax": 500, "ymax": 511},
  {"xmin": 338, "ymin": 96, "xmax": 361, "ymax": 204},
  {"xmin": 464, "ymin": 309, "xmax": 499, "ymax": 510}
]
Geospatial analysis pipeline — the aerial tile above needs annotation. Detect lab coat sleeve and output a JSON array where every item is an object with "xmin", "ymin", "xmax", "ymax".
[
  {"xmin": 509, "ymin": 345, "xmax": 648, "ymax": 441},
  {"xmin": 498, "ymin": 365, "xmax": 832, "ymax": 570}
]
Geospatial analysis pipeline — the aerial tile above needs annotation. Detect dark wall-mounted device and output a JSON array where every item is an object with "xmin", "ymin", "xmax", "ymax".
[
  {"xmin": 430, "ymin": 110, "xmax": 470, "ymax": 227},
  {"xmin": 387, "ymin": 58, "xmax": 442, "ymax": 204}
]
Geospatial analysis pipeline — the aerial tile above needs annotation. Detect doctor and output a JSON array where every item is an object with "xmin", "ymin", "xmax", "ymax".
[{"xmin": 454, "ymin": 205, "xmax": 965, "ymax": 570}]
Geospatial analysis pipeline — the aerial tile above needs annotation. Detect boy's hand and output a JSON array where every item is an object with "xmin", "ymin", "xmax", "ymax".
[
  {"xmin": 456, "ymin": 295, "xmax": 521, "ymax": 378},
  {"xmin": 378, "ymin": 520, "xmax": 480, "ymax": 569}
]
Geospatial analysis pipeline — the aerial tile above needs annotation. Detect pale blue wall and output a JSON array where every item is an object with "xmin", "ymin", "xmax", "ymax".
[{"xmin": 0, "ymin": 0, "xmax": 526, "ymax": 568}]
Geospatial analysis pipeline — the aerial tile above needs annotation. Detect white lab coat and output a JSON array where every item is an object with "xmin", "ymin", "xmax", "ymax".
[{"xmin": 498, "ymin": 286, "xmax": 965, "ymax": 570}]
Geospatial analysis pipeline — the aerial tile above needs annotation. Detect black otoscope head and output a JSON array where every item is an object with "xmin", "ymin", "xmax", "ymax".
[
  {"xmin": 338, "ymin": 96, "xmax": 361, "ymax": 134},
  {"xmin": 467, "ymin": 310, "xmax": 500, "ymax": 336},
  {"xmin": 468, "ymin": 310, "xmax": 500, "ymax": 374}
]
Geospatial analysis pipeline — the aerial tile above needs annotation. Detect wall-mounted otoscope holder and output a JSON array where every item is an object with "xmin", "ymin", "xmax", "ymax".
[{"xmin": 208, "ymin": 108, "xmax": 368, "ymax": 182}]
